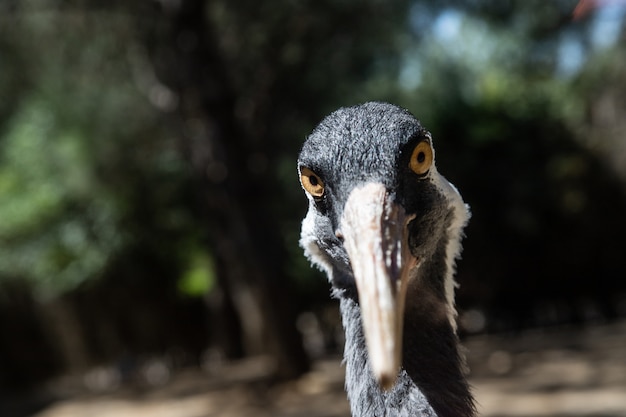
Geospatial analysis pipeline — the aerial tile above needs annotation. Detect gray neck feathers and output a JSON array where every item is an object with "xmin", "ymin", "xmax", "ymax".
[{"xmin": 340, "ymin": 296, "xmax": 438, "ymax": 417}]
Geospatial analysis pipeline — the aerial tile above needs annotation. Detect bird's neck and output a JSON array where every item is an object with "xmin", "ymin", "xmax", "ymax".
[
  {"xmin": 340, "ymin": 296, "xmax": 438, "ymax": 417},
  {"xmin": 337, "ymin": 255, "xmax": 475, "ymax": 417},
  {"xmin": 401, "ymin": 277, "xmax": 475, "ymax": 417}
]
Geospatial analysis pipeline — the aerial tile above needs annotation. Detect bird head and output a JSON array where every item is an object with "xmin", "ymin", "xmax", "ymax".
[{"xmin": 298, "ymin": 102, "xmax": 468, "ymax": 390}]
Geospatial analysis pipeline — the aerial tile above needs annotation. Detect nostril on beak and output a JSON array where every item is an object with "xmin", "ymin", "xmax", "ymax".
[{"xmin": 335, "ymin": 230, "xmax": 344, "ymax": 241}]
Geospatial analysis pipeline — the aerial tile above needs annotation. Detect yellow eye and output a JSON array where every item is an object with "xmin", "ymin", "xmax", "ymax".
[
  {"xmin": 409, "ymin": 141, "xmax": 433, "ymax": 176},
  {"xmin": 300, "ymin": 167, "xmax": 325, "ymax": 198}
]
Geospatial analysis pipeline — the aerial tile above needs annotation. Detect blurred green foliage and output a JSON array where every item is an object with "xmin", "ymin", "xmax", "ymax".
[
  {"xmin": 177, "ymin": 250, "xmax": 215, "ymax": 296},
  {"xmin": 0, "ymin": 0, "xmax": 624, "ymax": 304},
  {"xmin": 0, "ymin": 8, "xmax": 198, "ymax": 297},
  {"xmin": 0, "ymin": 0, "xmax": 625, "ymax": 386},
  {"xmin": 0, "ymin": 99, "xmax": 122, "ymax": 295}
]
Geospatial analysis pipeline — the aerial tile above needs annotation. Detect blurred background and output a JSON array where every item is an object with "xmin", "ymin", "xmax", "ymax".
[{"xmin": 1, "ymin": 0, "xmax": 625, "ymax": 416}]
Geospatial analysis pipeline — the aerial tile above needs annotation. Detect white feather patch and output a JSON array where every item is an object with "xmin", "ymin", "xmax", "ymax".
[
  {"xmin": 431, "ymin": 168, "xmax": 470, "ymax": 331},
  {"xmin": 300, "ymin": 203, "xmax": 334, "ymax": 280}
]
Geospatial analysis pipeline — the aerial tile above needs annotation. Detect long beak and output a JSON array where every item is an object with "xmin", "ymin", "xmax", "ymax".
[{"xmin": 340, "ymin": 182, "xmax": 418, "ymax": 390}]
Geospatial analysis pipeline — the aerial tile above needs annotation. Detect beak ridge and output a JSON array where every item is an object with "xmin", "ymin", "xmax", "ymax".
[{"xmin": 340, "ymin": 182, "xmax": 417, "ymax": 390}]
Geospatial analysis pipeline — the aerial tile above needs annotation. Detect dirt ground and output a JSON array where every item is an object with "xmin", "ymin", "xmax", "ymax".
[{"xmin": 6, "ymin": 320, "xmax": 626, "ymax": 417}]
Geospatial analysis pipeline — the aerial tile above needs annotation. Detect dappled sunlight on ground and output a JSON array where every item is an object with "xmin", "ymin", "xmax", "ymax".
[
  {"xmin": 17, "ymin": 320, "xmax": 626, "ymax": 417},
  {"xmin": 466, "ymin": 320, "xmax": 626, "ymax": 416}
]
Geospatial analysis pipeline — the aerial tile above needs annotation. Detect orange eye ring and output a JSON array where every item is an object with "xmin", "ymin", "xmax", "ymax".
[
  {"xmin": 300, "ymin": 167, "xmax": 325, "ymax": 198},
  {"xmin": 409, "ymin": 141, "xmax": 433, "ymax": 176}
]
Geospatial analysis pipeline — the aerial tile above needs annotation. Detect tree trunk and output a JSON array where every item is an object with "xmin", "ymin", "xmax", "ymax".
[
  {"xmin": 38, "ymin": 296, "xmax": 90, "ymax": 374},
  {"xmin": 136, "ymin": 0, "xmax": 310, "ymax": 379}
]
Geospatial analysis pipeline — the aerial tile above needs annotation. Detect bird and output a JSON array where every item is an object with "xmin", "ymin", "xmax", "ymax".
[{"xmin": 298, "ymin": 102, "xmax": 475, "ymax": 417}]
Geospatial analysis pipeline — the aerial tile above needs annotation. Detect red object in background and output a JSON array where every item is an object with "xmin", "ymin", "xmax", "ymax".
[
  {"xmin": 573, "ymin": 0, "xmax": 597, "ymax": 20},
  {"xmin": 573, "ymin": 0, "xmax": 626, "ymax": 19}
]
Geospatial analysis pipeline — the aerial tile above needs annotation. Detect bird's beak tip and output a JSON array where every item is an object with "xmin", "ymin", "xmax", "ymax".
[{"xmin": 377, "ymin": 371, "xmax": 398, "ymax": 391}]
